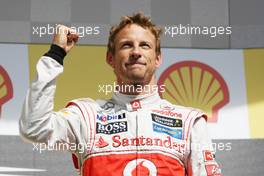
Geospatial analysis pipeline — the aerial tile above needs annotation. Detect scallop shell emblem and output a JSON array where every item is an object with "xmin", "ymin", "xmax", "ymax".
[
  {"xmin": 0, "ymin": 65, "xmax": 13, "ymax": 119},
  {"xmin": 158, "ymin": 61, "xmax": 229, "ymax": 122}
]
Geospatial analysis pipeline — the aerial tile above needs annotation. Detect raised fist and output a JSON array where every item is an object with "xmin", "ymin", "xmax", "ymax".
[{"xmin": 52, "ymin": 24, "xmax": 79, "ymax": 53}]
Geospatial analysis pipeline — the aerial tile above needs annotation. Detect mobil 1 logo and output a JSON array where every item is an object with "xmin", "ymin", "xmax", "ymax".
[
  {"xmin": 97, "ymin": 113, "xmax": 126, "ymax": 122},
  {"xmin": 96, "ymin": 121, "xmax": 128, "ymax": 134}
]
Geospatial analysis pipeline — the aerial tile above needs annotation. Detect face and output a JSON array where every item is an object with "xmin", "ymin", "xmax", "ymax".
[{"xmin": 107, "ymin": 24, "xmax": 162, "ymax": 85}]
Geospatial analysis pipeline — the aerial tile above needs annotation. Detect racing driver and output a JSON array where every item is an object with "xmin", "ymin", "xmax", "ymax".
[{"xmin": 20, "ymin": 13, "xmax": 222, "ymax": 176}]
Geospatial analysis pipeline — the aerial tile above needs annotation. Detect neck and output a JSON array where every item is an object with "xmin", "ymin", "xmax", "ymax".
[{"xmin": 116, "ymin": 76, "xmax": 157, "ymax": 95}]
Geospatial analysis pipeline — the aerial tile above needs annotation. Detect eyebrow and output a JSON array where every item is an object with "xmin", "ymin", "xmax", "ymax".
[{"xmin": 118, "ymin": 39, "xmax": 153, "ymax": 46}]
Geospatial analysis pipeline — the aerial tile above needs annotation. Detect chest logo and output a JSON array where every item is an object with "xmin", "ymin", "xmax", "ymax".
[
  {"xmin": 123, "ymin": 159, "xmax": 157, "ymax": 176},
  {"xmin": 153, "ymin": 123, "xmax": 183, "ymax": 139},
  {"xmin": 97, "ymin": 113, "xmax": 126, "ymax": 123},
  {"xmin": 95, "ymin": 136, "xmax": 109, "ymax": 148},
  {"xmin": 96, "ymin": 121, "xmax": 128, "ymax": 134},
  {"xmin": 151, "ymin": 113, "xmax": 182, "ymax": 127},
  {"xmin": 130, "ymin": 100, "xmax": 141, "ymax": 111}
]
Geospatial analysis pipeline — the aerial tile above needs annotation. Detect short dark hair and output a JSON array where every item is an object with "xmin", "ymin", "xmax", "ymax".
[{"xmin": 107, "ymin": 12, "xmax": 162, "ymax": 54}]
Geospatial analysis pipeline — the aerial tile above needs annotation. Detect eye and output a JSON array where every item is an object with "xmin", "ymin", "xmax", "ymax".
[
  {"xmin": 140, "ymin": 42, "xmax": 151, "ymax": 49},
  {"xmin": 121, "ymin": 42, "xmax": 132, "ymax": 49}
]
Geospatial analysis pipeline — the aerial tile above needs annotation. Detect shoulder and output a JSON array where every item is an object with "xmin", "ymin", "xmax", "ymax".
[
  {"xmin": 66, "ymin": 98, "xmax": 119, "ymax": 113},
  {"xmin": 66, "ymin": 98, "xmax": 100, "ymax": 112},
  {"xmin": 159, "ymin": 99, "xmax": 206, "ymax": 120},
  {"xmin": 67, "ymin": 98, "xmax": 97, "ymax": 106}
]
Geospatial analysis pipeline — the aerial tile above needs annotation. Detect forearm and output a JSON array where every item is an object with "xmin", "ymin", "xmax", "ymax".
[
  {"xmin": 188, "ymin": 117, "xmax": 222, "ymax": 176},
  {"xmin": 20, "ymin": 26, "xmax": 85, "ymax": 153},
  {"xmin": 19, "ymin": 44, "xmax": 81, "ymax": 145},
  {"xmin": 19, "ymin": 55, "xmax": 65, "ymax": 142}
]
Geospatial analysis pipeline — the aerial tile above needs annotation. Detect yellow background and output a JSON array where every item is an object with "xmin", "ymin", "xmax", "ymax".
[
  {"xmin": 244, "ymin": 49, "xmax": 264, "ymax": 138},
  {"xmin": 28, "ymin": 45, "xmax": 115, "ymax": 110}
]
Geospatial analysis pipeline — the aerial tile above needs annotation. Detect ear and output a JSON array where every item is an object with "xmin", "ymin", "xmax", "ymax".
[
  {"xmin": 106, "ymin": 52, "xmax": 114, "ymax": 68},
  {"xmin": 155, "ymin": 53, "xmax": 162, "ymax": 68}
]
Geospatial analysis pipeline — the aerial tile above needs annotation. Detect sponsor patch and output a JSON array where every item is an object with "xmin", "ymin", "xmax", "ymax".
[
  {"xmin": 151, "ymin": 109, "xmax": 182, "ymax": 118},
  {"xmin": 96, "ymin": 113, "xmax": 126, "ymax": 122},
  {"xmin": 151, "ymin": 113, "xmax": 182, "ymax": 127},
  {"xmin": 123, "ymin": 159, "xmax": 157, "ymax": 175},
  {"xmin": 203, "ymin": 150, "xmax": 215, "ymax": 162},
  {"xmin": 96, "ymin": 121, "xmax": 128, "ymax": 134},
  {"xmin": 205, "ymin": 163, "xmax": 222, "ymax": 176},
  {"xmin": 95, "ymin": 136, "xmax": 109, "ymax": 148},
  {"xmin": 112, "ymin": 135, "xmax": 186, "ymax": 154},
  {"xmin": 153, "ymin": 123, "xmax": 183, "ymax": 139},
  {"xmin": 130, "ymin": 100, "xmax": 141, "ymax": 110}
]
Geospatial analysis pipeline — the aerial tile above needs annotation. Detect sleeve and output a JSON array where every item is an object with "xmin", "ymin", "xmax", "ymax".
[
  {"xmin": 187, "ymin": 117, "xmax": 222, "ymax": 176},
  {"xmin": 19, "ymin": 55, "xmax": 89, "ymax": 152}
]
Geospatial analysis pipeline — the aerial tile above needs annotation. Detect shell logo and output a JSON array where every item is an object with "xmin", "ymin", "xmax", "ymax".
[
  {"xmin": 0, "ymin": 65, "xmax": 13, "ymax": 119},
  {"xmin": 158, "ymin": 61, "xmax": 229, "ymax": 122}
]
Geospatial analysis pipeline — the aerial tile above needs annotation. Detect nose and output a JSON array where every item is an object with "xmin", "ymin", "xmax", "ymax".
[{"xmin": 130, "ymin": 46, "xmax": 141, "ymax": 59}]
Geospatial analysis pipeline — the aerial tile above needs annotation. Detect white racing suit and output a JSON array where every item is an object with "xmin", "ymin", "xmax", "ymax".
[{"xmin": 19, "ymin": 55, "xmax": 222, "ymax": 176}]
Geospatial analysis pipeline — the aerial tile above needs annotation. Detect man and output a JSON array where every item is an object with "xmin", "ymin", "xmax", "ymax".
[{"xmin": 20, "ymin": 13, "xmax": 222, "ymax": 176}]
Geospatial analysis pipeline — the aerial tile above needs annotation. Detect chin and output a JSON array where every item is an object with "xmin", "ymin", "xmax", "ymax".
[
  {"xmin": 129, "ymin": 74, "xmax": 153, "ymax": 85},
  {"xmin": 123, "ymin": 69, "xmax": 153, "ymax": 83},
  {"xmin": 128, "ymin": 71, "xmax": 145, "ymax": 79}
]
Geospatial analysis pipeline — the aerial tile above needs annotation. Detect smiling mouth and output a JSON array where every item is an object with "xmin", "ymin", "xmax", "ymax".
[{"xmin": 125, "ymin": 62, "xmax": 146, "ymax": 67}]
